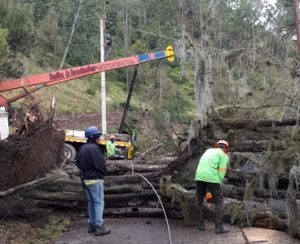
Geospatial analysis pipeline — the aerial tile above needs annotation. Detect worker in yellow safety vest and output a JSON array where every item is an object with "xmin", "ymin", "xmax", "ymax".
[{"xmin": 194, "ymin": 140, "xmax": 230, "ymax": 234}]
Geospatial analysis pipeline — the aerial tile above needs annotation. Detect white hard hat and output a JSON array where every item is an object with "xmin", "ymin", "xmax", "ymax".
[{"xmin": 216, "ymin": 140, "xmax": 229, "ymax": 148}]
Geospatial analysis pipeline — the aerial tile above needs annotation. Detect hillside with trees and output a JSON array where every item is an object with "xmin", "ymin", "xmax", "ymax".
[
  {"xmin": 1, "ymin": 1, "xmax": 300, "ymax": 132},
  {"xmin": 1, "ymin": 0, "xmax": 300, "ymax": 242}
]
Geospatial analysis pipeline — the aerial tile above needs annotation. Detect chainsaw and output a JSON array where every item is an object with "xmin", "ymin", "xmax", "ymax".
[{"xmin": 204, "ymin": 192, "xmax": 213, "ymax": 202}]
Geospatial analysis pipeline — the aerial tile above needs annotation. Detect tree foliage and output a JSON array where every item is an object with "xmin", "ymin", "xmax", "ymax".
[
  {"xmin": 0, "ymin": 0, "xmax": 300, "ymax": 123},
  {"xmin": 0, "ymin": 27, "xmax": 9, "ymax": 67},
  {"xmin": 0, "ymin": 0, "xmax": 35, "ymax": 56}
]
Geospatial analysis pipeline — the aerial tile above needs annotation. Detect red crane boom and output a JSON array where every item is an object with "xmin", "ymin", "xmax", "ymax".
[{"xmin": 0, "ymin": 46, "xmax": 174, "ymax": 107}]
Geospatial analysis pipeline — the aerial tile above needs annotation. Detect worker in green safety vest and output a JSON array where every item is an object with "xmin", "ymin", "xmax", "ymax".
[
  {"xmin": 106, "ymin": 135, "xmax": 121, "ymax": 160},
  {"xmin": 195, "ymin": 140, "xmax": 230, "ymax": 234}
]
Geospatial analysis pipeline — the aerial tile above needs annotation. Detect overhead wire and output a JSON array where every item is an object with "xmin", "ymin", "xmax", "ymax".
[{"xmin": 133, "ymin": 27, "xmax": 176, "ymax": 41}]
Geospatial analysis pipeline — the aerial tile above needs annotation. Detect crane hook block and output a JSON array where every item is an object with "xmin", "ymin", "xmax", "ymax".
[{"xmin": 165, "ymin": 45, "xmax": 175, "ymax": 62}]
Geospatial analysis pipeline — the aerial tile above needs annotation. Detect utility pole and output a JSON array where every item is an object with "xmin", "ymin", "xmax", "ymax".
[{"xmin": 99, "ymin": 16, "xmax": 107, "ymax": 133}]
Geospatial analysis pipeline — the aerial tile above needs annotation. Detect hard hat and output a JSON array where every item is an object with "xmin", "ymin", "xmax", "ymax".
[
  {"xmin": 216, "ymin": 140, "xmax": 229, "ymax": 148},
  {"xmin": 109, "ymin": 134, "xmax": 116, "ymax": 139},
  {"xmin": 85, "ymin": 126, "xmax": 102, "ymax": 138},
  {"xmin": 216, "ymin": 140, "xmax": 229, "ymax": 153}
]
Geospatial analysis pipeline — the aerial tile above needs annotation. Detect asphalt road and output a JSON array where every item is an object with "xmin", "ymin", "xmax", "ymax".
[{"xmin": 54, "ymin": 217, "xmax": 299, "ymax": 244}]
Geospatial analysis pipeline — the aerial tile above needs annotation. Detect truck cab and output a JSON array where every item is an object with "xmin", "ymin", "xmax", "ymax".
[{"xmin": 64, "ymin": 129, "xmax": 134, "ymax": 161}]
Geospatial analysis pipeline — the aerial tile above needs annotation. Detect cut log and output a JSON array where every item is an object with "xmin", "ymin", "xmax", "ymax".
[
  {"xmin": 0, "ymin": 171, "xmax": 64, "ymax": 198},
  {"xmin": 22, "ymin": 189, "xmax": 84, "ymax": 202},
  {"xmin": 0, "ymin": 198, "xmax": 163, "ymax": 219},
  {"xmin": 105, "ymin": 190, "xmax": 156, "ymax": 205},
  {"xmin": 0, "ymin": 196, "xmax": 55, "ymax": 219},
  {"xmin": 105, "ymin": 184, "xmax": 144, "ymax": 194},
  {"xmin": 214, "ymin": 117, "xmax": 298, "ymax": 130},
  {"xmin": 106, "ymin": 160, "xmax": 167, "ymax": 174},
  {"xmin": 104, "ymin": 207, "xmax": 163, "ymax": 217},
  {"xmin": 64, "ymin": 161, "xmax": 167, "ymax": 176},
  {"xmin": 105, "ymin": 172, "xmax": 161, "ymax": 184},
  {"xmin": 35, "ymin": 175, "xmax": 155, "ymax": 194},
  {"xmin": 22, "ymin": 187, "xmax": 157, "ymax": 208}
]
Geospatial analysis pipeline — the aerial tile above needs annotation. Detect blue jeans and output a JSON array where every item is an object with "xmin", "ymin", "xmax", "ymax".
[{"xmin": 85, "ymin": 181, "xmax": 104, "ymax": 226}]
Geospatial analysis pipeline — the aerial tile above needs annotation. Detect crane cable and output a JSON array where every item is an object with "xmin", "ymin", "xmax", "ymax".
[{"xmin": 130, "ymin": 160, "xmax": 173, "ymax": 244}]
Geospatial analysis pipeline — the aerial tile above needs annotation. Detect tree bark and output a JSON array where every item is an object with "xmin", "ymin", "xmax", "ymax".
[
  {"xmin": 293, "ymin": 0, "xmax": 300, "ymax": 53},
  {"xmin": 22, "ymin": 188, "xmax": 157, "ymax": 208},
  {"xmin": 119, "ymin": 66, "xmax": 138, "ymax": 133},
  {"xmin": 215, "ymin": 117, "xmax": 299, "ymax": 130},
  {"xmin": 107, "ymin": 160, "xmax": 167, "ymax": 174},
  {"xmin": 0, "ymin": 171, "xmax": 62, "ymax": 197},
  {"xmin": 104, "ymin": 207, "xmax": 163, "ymax": 217}
]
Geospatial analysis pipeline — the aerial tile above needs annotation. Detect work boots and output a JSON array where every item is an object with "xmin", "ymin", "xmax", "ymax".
[
  {"xmin": 197, "ymin": 224, "xmax": 205, "ymax": 231},
  {"xmin": 95, "ymin": 225, "xmax": 111, "ymax": 236},
  {"xmin": 215, "ymin": 226, "xmax": 229, "ymax": 234},
  {"xmin": 196, "ymin": 214, "xmax": 205, "ymax": 231},
  {"xmin": 88, "ymin": 224, "xmax": 96, "ymax": 233},
  {"xmin": 215, "ymin": 208, "xmax": 229, "ymax": 234},
  {"xmin": 214, "ymin": 216, "xmax": 229, "ymax": 234},
  {"xmin": 195, "ymin": 202, "xmax": 205, "ymax": 231}
]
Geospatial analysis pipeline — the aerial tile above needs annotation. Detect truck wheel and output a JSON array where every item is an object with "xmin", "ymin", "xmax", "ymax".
[{"xmin": 64, "ymin": 143, "xmax": 77, "ymax": 162}]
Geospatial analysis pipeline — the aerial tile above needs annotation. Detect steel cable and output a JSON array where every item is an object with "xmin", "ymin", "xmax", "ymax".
[{"xmin": 130, "ymin": 160, "xmax": 173, "ymax": 244}]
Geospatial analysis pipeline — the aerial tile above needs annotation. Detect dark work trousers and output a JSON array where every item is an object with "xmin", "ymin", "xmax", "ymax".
[{"xmin": 195, "ymin": 180, "xmax": 224, "ymax": 229}]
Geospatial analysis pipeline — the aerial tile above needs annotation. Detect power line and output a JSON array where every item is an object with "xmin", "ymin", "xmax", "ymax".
[
  {"xmin": 133, "ymin": 27, "xmax": 176, "ymax": 40},
  {"xmin": 121, "ymin": 16, "xmax": 176, "ymax": 40}
]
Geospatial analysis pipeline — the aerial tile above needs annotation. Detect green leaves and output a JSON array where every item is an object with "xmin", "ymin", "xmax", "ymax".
[
  {"xmin": 36, "ymin": 8, "xmax": 62, "ymax": 55},
  {"xmin": 0, "ymin": 27, "xmax": 9, "ymax": 66},
  {"xmin": 0, "ymin": 0, "xmax": 35, "ymax": 56}
]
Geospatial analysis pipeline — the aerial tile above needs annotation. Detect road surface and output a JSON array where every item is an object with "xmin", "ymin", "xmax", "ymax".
[{"xmin": 54, "ymin": 217, "xmax": 299, "ymax": 244}]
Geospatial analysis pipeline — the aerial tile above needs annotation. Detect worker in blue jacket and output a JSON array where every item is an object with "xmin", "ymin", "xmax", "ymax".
[{"xmin": 76, "ymin": 126, "xmax": 110, "ymax": 236}]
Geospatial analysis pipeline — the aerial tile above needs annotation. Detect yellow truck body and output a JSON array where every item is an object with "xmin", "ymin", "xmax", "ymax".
[{"xmin": 64, "ymin": 129, "xmax": 134, "ymax": 161}]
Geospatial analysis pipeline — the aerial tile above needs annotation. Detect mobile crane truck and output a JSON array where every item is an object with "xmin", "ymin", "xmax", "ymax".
[{"xmin": 0, "ymin": 46, "xmax": 175, "ymax": 161}]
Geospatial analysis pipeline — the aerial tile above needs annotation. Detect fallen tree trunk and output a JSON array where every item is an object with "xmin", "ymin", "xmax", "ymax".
[
  {"xmin": 162, "ymin": 138, "xmax": 202, "ymax": 175},
  {"xmin": 17, "ymin": 170, "xmax": 160, "ymax": 209},
  {"xmin": 106, "ymin": 160, "xmax": 167, "ymax": 174},
  {"xmin": 23, "ymin": 189, "xmax": 156, "ymax": 207},
  {"xmin": 216, "ymin": 118, "xmax": 298, "ymax": 130},
  {"xmin": 159, "ymin": 176, "xmax": 289, "ymax": 231},
  {"xmin": 65, "ymin": 161, "xmax": 168, "ymax": 177},
  {"xmin": 104, "ymin": 207, "xmax": 163, "ymax": 217},
  {"xmin": 106, "ymin": 172, "xmax": 161, "ymax": 184},
  {"xmin": 0, "ymin": 171, "xmax": 62, "ymax": 198},
  {"xmin": 0, "ymin": 197, "xmax": 55, "ymax": 219}
]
